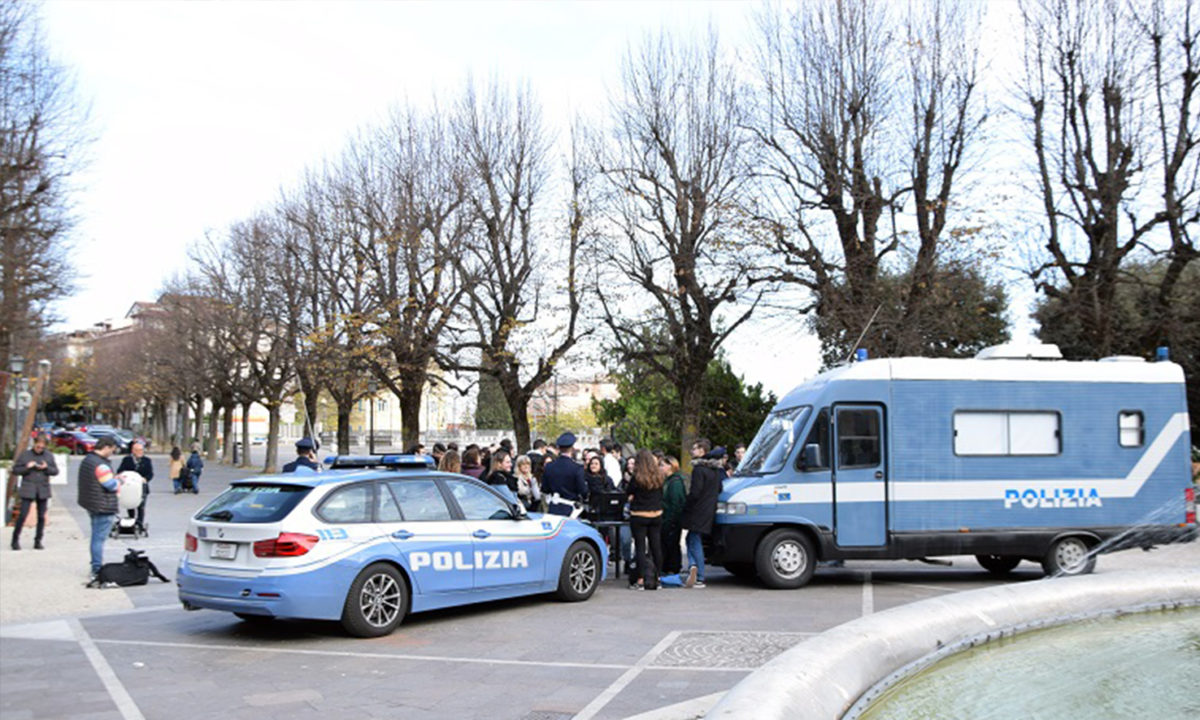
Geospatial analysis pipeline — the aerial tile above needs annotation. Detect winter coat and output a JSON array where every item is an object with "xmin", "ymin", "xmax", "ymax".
[
  {"xmin": 662, "ymin": 471, "xmax": 687, "ymax": 526},
  {"xmin": 117, "ymin": 454, "xmax": 154, "ymax": 484},
  {"xmin": 584, "ymin": 471, "xmax": 615, "ymax": 497},
  {"xmin": 186, "ymin": 452, "xmax": 204, "ymax": 478},
  {"xmin": 168, "ymin": 457, "xmax": 185, "ymax": 481},
  {"xmin": 13, "ymin": 448, "xmax": 58, "ymax": 500},
  {"xmin": 681, "ymin": 456, "xmax": 724, "ymax": 535},
  {"xmin": 462, "ymin": 464, "xmax": 485, "ymax": 480},
  {"xmin": 484, "ymin": 469, "xmax": 518, "ymax": 494}
]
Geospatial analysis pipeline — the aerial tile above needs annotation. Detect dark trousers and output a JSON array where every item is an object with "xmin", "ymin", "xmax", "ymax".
[
  {"xmin": 660, "ymin": 520, "xmax": 683, "ymax": 575},
  {"xmin": 630, "ymin": 514, "xmax": 663, "ymax": 586},
  {"xmin": 13, "ymin": 497, "xmax": 48, "ymax": 544}
]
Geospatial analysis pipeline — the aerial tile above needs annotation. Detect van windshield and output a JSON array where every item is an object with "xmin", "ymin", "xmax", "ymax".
[
  {"xmin": 737, "ymin": 406, "xmax": 810, "ymax": 475},
  {"xmin": 195, "ymin": 484, "xmax": 312, "ymax": 523}
]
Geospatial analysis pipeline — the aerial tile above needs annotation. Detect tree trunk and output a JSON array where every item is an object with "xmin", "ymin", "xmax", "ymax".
[
  {"xmin": 192, "ymin": 399, "xmax": 204, "ymax": 445},
  {"xmin": 176, "ymin": 400, "xmax": 188, "ymax": 448},
  {"xmin": 240, "ymin": 401, "xmax": 252, "ymax": 468},
  {"xmin": 336, "ymin": 396, "xmax": 353, "ymax": 455},
  {"xmin": 399, "ymin": 382, "xmax": 423, "ymax": 453},
  {"xmin": 206, "ymin": 405, "xmax": 219, "ymax": 461},
  {"xmin": 678, "ymin": 380, "xmax": 703, "ymax": 473},
  {"xmin": 220, "ymin": 402, "xmax": 234, "ymax": 464},
  {"xmin": 501, "ymin": 385, "xmax": 532, "ymax": 453},
  {"xmin": 264, "ymin": 404, "xmax": 281, "ymax": 473}
]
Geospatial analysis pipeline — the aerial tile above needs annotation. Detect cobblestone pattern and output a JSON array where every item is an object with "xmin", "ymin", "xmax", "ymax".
[{"xmin": 653, "ymin": 631, "xmax": 809, "ymax": 669}]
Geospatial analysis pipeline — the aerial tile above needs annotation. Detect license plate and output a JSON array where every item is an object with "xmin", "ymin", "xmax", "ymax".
[{"xmin": 210, "ymin": 542, "xmax": 237, "ymax": 560}]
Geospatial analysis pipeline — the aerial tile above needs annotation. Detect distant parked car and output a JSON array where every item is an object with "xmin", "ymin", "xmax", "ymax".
[
  {"xmin": 53, "ymin": 430, "xmax": 98, "ymax": 454},
  {"xmin": 86, "ymin": 428, "xmax": 132, "ymax": 453}
]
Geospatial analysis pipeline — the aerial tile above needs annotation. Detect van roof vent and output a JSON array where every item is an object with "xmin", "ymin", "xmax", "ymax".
[
  {"xmin": 974, "ymin": 343, "xmax": 1063, "ymax": 360},
  {"xmin": 1098, "ymin": 355, "xmax": 1145, "ymax": 363}
]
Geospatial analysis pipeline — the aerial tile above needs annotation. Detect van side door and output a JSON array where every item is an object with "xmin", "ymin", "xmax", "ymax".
[{"xmin": 832, "ymin": 404, "xmax": 887, "ymax": 547}]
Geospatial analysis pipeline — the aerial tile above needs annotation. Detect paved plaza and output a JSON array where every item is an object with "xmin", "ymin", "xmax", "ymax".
[{"xmin": 2, "ymin": 456, "xmax": 1197, "ymax": 720}]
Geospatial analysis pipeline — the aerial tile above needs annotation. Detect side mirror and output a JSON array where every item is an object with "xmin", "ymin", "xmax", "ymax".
[
  {"xmin": 802, "ymin": 444, "xmax": 822, "ymax": 470},
  {"xmin": 512, "ymin": 502, "xmax": 527, "ymax": 520}
]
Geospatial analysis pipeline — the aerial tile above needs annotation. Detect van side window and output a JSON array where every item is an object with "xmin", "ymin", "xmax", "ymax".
[
  {"xmin": 1118, "ymin": 411, "xmax": 1144, "ymax": 447},
  {"xmin": 798, "ymin": 409, "xmax": 830, "ymax": 472},
  {"xmin": 836, "ymin": 408, "xmax": 880, "ymax": 469},
  {"xmin": 954, "ymin": 411, "xmax": 1060, "ymax": 456}
]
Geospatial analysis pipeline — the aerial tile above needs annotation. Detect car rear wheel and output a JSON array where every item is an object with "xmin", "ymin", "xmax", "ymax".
[
  {"xmin": 976, "ymin": 554, "xmax": 1021, "ymax": 575},
  {"xmin": 341, "ymin": 563, "xmax": 408, "ymax": 638},
  {"xmin": 556, "ymin": 541, "xmax": 600, "ymax": 602},
  {"xmin": 1041, "ymin": 536, "xmax": 1096, "ymax": 577},
  {"xmin": 755, "ymin": 529, "xmax": 816, "ymax": 589}
]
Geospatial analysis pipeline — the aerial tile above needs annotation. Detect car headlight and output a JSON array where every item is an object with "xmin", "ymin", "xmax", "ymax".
[{"xmin": 718, "ymin": 502, "xmax": 747, "ymax": 515}]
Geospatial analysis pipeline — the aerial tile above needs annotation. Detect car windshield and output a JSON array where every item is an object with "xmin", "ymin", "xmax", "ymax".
[
  {"xmin": 196, "ymin": 484, "xmax": 312, "ymax": 523},
  {"xmin": 736, "ymin": 406, "xmax": 810, "ymax": 475}
]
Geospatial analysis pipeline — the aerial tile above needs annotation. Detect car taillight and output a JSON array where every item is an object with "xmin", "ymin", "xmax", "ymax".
[
  {"xmin": 184, "ymin": 533, "xmax": 197, "ymax": 552},
  {"xmin": 253, "ymin": 533, "xmax": 320, "ymax": 558},
  {"xmin": 1186, "ymin": 487, "xmax": 1196, "ymax": 525}
]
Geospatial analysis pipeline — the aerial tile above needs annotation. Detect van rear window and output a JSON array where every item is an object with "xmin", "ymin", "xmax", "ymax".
[{"xmin": 195, "ymin": 484, "xmax": 311, "ymax": 523}]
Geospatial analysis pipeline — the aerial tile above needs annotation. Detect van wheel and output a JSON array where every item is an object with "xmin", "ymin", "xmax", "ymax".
[
  {"xmin": 1041, "ymin": 536, "xmax": 1096, "ymax": 577},
  {"xmin": 341, "ymin": 563, "xmax": 408, "ymax": 637},
  {"xmin": 976, "ymin": 554, "xmax": 1021, "ymax": 575},
  {"xmin": 756, "ymin": 529, "xmax": 816, "ymax": 589},
  {"xmin": 556, "ymin": 541, "xmax": 600, "ymax": 602}
]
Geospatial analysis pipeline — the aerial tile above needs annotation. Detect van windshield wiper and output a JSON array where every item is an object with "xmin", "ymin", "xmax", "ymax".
[{"xmin": 200, "ymin": 509, "xmax": 234, "ymax": 521}]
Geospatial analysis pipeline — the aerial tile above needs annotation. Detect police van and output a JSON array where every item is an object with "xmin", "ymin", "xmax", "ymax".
[{"xmin": 711, "ymin": 344, "xmax": 1197, "ymax": 588}]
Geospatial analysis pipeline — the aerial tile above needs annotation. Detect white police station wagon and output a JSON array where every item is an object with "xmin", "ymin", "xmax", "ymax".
[{"xmin": 177, "ymin": 456, "xmax": 607, "ymax": 637}]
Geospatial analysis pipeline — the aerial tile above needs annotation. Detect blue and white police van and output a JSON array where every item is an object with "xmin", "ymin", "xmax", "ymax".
[
  {"xmin": 177, "ymin": 456, "xmax": 607, "ymax": 637},
  {"xmin": 711, "ymin": 344, "xmax": 1197, "ymax": 588}
]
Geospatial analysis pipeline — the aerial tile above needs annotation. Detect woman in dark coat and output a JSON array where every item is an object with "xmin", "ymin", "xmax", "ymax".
[
  {"xmin": 682, "ymin": 445, "xmax": 725, "ymax": 587},
  {"xmin": 659, "ymin": 454, "xmax": 687, "ymax": 575},
  {"xmin": 11, "ymin": 432, "xmax": 58, "ymax": 550},
  {"xmin": 583, "ymin": 456, "xmax": 614, "ymax": 497}
]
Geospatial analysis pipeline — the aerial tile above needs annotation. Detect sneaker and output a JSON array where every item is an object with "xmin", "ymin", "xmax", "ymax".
[
  {"xmin": 85, "ymin": 573, "xmax": 99, "ymax": 588},
  {"xmin": 34, "ymin": 540, "xmax": 44, "ymax": 550},
  {"xmin": 684, "ymin": 566, "xmax": 698, "ymax": 588},
  {"xmin": 628, "ymin": 583, "xmax": 644, "ymax": 591},
  {"xmin": 693, "ymin": 581, "xmax": 706, "ymax": 589}
]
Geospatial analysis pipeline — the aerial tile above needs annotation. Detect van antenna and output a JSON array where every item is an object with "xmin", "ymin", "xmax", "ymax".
[{"xmin": 845, "ymin": 304, "xmax": 884, "ymax": 364}]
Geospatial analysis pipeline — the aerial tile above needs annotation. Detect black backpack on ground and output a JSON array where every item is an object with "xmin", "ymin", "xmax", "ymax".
[{"xmin": 90, "ymin": 549, "xmax": 170, "ymax": 588}]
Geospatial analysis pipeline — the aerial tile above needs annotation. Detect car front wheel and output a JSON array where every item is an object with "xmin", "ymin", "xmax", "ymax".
[
  {"xmin": 556, "ymin": 541, "xmax": 600, "ymax": 602},
  {"xmin": 341, "ymin": 563, "xmax": 408, "ymax": 638}
]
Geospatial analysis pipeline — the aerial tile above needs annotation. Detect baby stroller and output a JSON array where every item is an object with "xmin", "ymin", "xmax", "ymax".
[{"xmin": 110, "ymin": 471, "xmax": 149, "ymax": 539}]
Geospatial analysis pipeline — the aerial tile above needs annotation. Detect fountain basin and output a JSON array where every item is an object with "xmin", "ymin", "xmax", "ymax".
[{"xmin": 706, "ymin": 569, "xmax": 1200, "ymax": 719}]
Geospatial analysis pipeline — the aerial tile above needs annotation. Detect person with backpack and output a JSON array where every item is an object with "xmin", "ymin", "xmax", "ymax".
[{"xmin": 184, "ymin": 443, "xmax": 204, "ymax": 494}]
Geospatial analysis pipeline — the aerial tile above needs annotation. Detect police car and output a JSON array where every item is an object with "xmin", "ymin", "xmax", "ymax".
[{"xmin": 177, "ymin": 455, "xmax": 607, "ymax": 637}]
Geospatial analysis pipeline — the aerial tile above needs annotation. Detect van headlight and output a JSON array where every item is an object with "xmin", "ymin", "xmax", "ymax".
[{"xmin": 718, "ymin": 502, "xmax": 747, "ymax": 515}]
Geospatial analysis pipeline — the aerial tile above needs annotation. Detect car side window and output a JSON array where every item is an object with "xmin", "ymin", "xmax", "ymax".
[
  {"xmin": 317, "ymin": 483, "xmax": 373, "ymax": 523},
  {"xmin": 446, "ymin": 480, "xmax": 513, "ymax": 521},
  {"xmin": 388, "ymin": 479, "xmax": 453, "ymax": 522},
  {"xmin": 376, "ymin": 482, "xmax": 403, "ymax": 522}
]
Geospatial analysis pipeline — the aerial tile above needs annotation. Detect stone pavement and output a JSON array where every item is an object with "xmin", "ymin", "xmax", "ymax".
[{"xmin": 0, "ymin": 457, "xmax": 1196, "ymax": 720}]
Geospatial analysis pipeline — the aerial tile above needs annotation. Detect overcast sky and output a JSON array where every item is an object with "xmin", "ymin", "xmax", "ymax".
[{"xmin": 39, "ymin": 0, "xmax": 1032, "ymax": 399}]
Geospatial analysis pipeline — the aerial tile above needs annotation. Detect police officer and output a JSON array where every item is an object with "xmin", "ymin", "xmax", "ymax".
[
  {"xmin": 540, "ymin": 432, "xmax": 588, "ymax": 516},
  {"xmin": 282, "ymin": 437, "xmax": 320, "ymax": 473}
]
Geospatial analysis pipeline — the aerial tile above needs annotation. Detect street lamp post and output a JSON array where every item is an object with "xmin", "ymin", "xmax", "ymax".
[
  {"xmin": 367, "ymin": 378, "xmax": 378, "ymax": 455},
  {"xmin": 9, "ymin": 355, "xmax": 24, "ymax": 454}
]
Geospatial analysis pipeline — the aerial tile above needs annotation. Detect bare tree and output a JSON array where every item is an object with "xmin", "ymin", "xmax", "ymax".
[
  {"xmin": 447, "ymin": 82, "xmax": 591, "ymax": 452},
  {"xmin": 751, "ymin": 0, "xmax": 995, "ymax": 364},
  {"xmin": 1020, "ymin": 0, "xmax": 1164, "ymax": 357},
  {"xmin": 349, "ymin": 105, "xmax": 470, "ymax": 451},
  {"xmin": 596, "ymin": 32, "xmax": 761, "ymax": 463},
  {"xmin": 0, "ymin": 0, "xmax": 83, "ymax": 442}
]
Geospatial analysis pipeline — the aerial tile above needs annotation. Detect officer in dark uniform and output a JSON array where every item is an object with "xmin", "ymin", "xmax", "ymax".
[
  {"xmin": 281, "ymin": 437, "xmax": 321, "ymax": 473},
  {"xmin": 540, "ymin": 432, "xmax": 588, "ymax": 516}
]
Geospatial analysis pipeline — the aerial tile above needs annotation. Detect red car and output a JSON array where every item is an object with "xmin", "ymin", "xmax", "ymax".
[{"xmin": 53, "ymin": 430, "xmax": 98, "ymax": 454}]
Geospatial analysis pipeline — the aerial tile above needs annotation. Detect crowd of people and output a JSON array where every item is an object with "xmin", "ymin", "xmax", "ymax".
[
  {"xmin": 420, "ymin": 432, "xmax": 747, "ymax": 591},
  {"xmin": 8, "ymin": 426, "xmax": 746, "ymax": 590}
]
